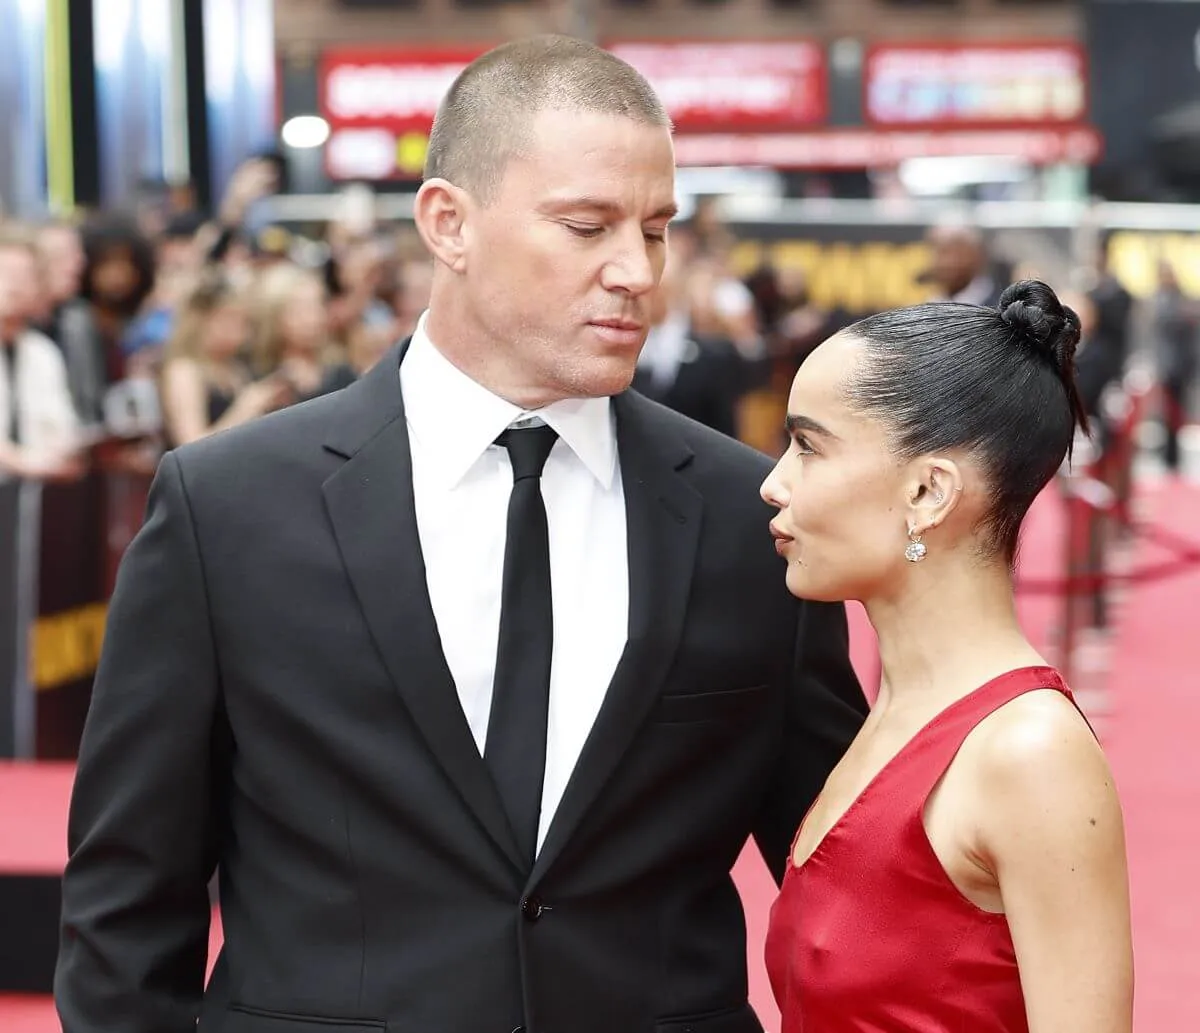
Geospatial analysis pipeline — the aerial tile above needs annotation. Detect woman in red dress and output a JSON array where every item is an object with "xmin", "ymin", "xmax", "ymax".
[{"xmin": 760, "ymin": 279, "xmax": 1133, "ymax": 1033}]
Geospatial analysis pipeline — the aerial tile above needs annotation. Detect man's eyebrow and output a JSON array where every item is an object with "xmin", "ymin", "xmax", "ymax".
[
  {"xmin": 536, "ymin": 196, "xmax": 679, "ymax": 220},
  {"xmin": 785, "ymin": 413, "xmax": 838, "ymax": 439}
]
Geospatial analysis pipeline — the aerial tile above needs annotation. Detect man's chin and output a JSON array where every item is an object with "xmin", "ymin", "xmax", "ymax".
[{"xmin": 569, "ymin": 359, "xmax": 638, "ymax": 399}]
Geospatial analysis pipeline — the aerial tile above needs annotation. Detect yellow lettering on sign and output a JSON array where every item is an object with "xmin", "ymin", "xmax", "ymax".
[
  {"xmin": 1107, "ymin": 231, "xmax": 1200, "ymax": 299},
  {"xmin": 31, "ymin": 603, "xmax": 108, "ymax": 691},
  {"xmin": 730, "ymin": 239, "xmax": 933, "ymax": 315}
]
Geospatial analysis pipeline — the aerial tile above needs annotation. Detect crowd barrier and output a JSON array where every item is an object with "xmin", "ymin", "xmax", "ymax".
[
  {"xmin": 0, "ymin": 442, "xmax": 154, "ymax": 761},
  {"xmin": 1022, "ymin": 371, "xmax": 1200, "ymax": 687},
  {"xmin": 0, "ymin": 477, "xmax": 41, "ymax": 758}
]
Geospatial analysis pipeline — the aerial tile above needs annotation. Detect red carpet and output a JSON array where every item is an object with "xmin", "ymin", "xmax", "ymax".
[
  {"xmin": 1102, "ymin": 478, "xmax": 1200, "ymax": 1031},
  {"xmin": 0, "ymin": 997, "xmax": 57, "ymax": 1033},
  {"xmin": 0, "ymin": 763, "xmax": 73, "ymax": 875},
  {"xmin": 3, "ymin": 483, "xmax": 1195, "ymax": 1031}
]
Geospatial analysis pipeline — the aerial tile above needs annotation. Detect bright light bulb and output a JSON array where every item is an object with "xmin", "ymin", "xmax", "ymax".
[{"xmin": 282, "ymin": 115, "xmax": 331, "ymax": 150}]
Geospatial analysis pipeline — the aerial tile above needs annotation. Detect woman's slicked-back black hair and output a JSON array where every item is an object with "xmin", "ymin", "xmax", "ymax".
[{"xmin": 844, "ymin": 279, "xmax": 1089, "ymax": 563}]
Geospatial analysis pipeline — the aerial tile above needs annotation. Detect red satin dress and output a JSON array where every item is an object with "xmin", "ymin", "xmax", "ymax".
[{"xmin": 765, "ymin": 666, "xmax": 1075, "ymax": 1033}]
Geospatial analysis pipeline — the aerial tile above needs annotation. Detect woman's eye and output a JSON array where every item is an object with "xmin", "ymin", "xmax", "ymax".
[{"xmin": 792, "ymin": 434, "xmax": 815, "ymax": 456}]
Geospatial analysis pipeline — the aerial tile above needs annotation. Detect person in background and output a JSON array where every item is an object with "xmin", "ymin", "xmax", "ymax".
[
  {"xmin": 196, "ymin": 155, "xmax": 281, "ymax": 269},
  {"xmin": 317, "ymin": 318, "xmax": 394, "ymax": 395},
  {"xmin": 0, "ymin": 229, "xmax": 83, "ymax": 480},
  {"xmin": 325, "ymin": 236, "xmax": 392, "ymax": 351},
  {"xmin": 33, "ymin": 220, "xmax": 106, "ymax": 428},
  {"xmin": 1081, "ymin": 240, "xmax": 1133, "ymax": 412},
  {"xmin": 633, "ymin": 251, "xmax": 746, "ymax": 438},
  {"xmin": 33, "ymin": 220, "xmax": 87, "ymax": 343},
  {"xmin": 923, "ymin": 221, "xmax": 1004, "ymax": 308},
  {"xmin": 119, "ymin": 212, "xmax": 212, "ymax": 375},
  {"xmin": 158, "ymin": 269, "xmax": 290, "ymax": 447},
  {"xmin": 394, "ymin": 256, "xmax": 434, "ymax": 339},
  {"xmin": 79, "ymin": 218, "xmax": 157, "ymax": 393},
  {"xmin": 1151, "ymin": 260, "xmax": 1199, "ymax": 474},
  {"xmin": 250, "ymin": 261, "xmax": 337, "ymax": 402}
]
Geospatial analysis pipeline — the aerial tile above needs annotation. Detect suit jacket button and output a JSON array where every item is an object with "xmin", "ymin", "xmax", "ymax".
[{"xmin": 521, "ymin": 896, "xmax": 543, "ymax": 921}]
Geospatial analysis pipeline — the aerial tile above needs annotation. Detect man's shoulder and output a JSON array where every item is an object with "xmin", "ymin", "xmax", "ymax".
[
  {"xmin": 624, "ymin": 389, "xmax": 774, "ymax": 477},
  {"xmin": 171, "ymin": 387, "xmax": 351, "ymax": 484}
]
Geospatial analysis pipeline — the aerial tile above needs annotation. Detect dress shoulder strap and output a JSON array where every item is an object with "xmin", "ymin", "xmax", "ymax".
[{"xmin": 879, "ymin": 665, "xmax": 1079, "ymax": 804}]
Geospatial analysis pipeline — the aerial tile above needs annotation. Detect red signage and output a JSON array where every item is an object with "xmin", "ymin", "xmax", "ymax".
[
  {"xmin": 318, "ymin": 46, "xmax": 485, "ymax": 180},
  {"xmin": 671, "ymin": 127, "xmax": 1103, "ymax": 170},
  {"xmin": 317, "ymin": 41, "xmax": 826, "ymax": 180},
  {"xmin": 864, "ymin": 42, "xmax": 1088, "ymax": 130},
  {"xmin": 608, "ymin": 41, "xmax": 827, "ymax": 132}
]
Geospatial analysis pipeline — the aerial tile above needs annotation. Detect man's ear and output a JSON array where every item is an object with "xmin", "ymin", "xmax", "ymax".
[{"xmin": 413, "ymin": 178, "xmax": 471, "ymax": 273}]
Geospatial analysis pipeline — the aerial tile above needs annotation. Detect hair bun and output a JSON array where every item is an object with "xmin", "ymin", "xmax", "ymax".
[{"xmin": 997, "ymin": 279, "xmax": 1082, "ymax": 377}]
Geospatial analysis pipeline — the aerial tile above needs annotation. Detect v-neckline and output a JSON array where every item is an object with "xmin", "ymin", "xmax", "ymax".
[{"xmin": 788, "ymin": 665, "xmax": 1061, "ymax": 872}]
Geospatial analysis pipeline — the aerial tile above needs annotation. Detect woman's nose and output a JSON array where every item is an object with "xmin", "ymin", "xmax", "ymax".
[{"xmin": 760, "ymin": 463, "xmax": 788, "ymax": 509}]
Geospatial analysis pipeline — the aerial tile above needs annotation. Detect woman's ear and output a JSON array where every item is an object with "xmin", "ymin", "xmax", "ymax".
[{"xmin": 904, "ymin": 457, "xmax": 964, "ymax": 536}]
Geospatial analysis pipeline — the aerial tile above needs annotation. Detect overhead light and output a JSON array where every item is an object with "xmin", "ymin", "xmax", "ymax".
[
  {"xmin": 282, "ymin": 115, "xmax": 331, "ymax": 150},
  {"xmin": 898, "ymin": 156, "xmax": 1027, "ymax": 197}
]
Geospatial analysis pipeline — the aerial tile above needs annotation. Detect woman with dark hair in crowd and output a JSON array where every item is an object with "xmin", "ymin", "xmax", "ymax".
[
  {"xmin": 762, "ymin": 281, "xmax": 1133, "ymax": 1033},
  {"xmin": 80, "ymin": 219, "xmax": 158, "ymax": 372}
]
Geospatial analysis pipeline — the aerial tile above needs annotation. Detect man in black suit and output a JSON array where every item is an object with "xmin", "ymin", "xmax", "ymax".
[
  {"xmin": 56, "ymin": 36, "xmax": 866, "ymax": 1033},
  {"xmin": 632, "ymin": 257, "xmax": 748, "ymax": 438}
]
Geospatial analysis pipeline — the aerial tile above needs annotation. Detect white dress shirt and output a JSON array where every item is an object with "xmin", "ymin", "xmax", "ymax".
[
  {"xmin": 400, "ymin": 313, "xmax": 628, "ymax": 851},
  {"xmin": 637, "ymin": 311, "xmax": 692, "ymax": 391}
]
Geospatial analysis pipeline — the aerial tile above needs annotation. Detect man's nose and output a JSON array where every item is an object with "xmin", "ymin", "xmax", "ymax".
[{"xmin": 602, "ymin": 231, "xmax": 656, "ymax": 296}]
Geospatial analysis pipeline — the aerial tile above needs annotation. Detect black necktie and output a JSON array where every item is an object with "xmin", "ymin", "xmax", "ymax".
[{"xmin": 486, "ymin": 424, "xmax": 558, "ymax": 864}]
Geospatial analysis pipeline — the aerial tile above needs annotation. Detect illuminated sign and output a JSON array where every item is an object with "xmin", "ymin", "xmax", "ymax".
[
  {"xmin": 864, "ymin": 43, "xmax": 1088, "ymax": 129},
  {"xmin": 317, "ymin": 40, "xmax": 826, "ymax": 180},
  {"xmin": 609, "ymin": 41, "xmax": 827, "ymax": 132}
]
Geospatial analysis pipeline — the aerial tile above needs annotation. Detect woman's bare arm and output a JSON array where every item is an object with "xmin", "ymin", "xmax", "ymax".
[{"xmin": 975, "ymin": 693, "xmax": 1133, "ymax": 1033}]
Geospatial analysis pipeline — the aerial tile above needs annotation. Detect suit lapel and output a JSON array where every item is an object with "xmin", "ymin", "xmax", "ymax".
[
  {"xmin": 532, "ymin": 391, "xmax": 703, "ymax": 881},
  {"xmin": 321, "ymin": 345, "xmax": 525, "ymax": 872}
]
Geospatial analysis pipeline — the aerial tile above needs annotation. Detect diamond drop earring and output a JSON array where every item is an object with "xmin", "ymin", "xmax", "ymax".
[{"xmin": 905, "ymin": 529, "xmax": 927, "ymax": 563}]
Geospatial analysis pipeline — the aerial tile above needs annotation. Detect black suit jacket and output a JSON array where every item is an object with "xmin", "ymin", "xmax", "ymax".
[{"xmin": 55, "ymin": 342, "xmax": 866, "ymax": 1033}]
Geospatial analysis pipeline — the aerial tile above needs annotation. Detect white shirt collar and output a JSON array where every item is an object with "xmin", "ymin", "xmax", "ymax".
[
  {"xmin": 400, "ymin": 311, "xmax": 617, "ymax": 491},
  {"xmin": 949, "ymin": 274, "xmax": 996, "ymax": 307}
]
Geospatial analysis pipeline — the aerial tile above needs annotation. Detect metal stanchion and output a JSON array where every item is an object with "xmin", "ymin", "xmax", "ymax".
[
  {"xmin": 1055, "ymin": 464, "xmax": 1114, "ymax": 689},
  {"xmin": 0, "ymin": 476, "xmax": 42, "ymax": 759}
]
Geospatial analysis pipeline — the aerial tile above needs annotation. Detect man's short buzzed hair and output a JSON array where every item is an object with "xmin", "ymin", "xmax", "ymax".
[{"xmin": 424, "ymin": 35, "xmax": 671, "ymax": 203}]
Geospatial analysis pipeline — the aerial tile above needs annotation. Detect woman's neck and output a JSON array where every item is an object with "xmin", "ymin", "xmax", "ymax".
[{"xmin": 865, "ymin": 557, "xmax": 1046, "ymax": 714}]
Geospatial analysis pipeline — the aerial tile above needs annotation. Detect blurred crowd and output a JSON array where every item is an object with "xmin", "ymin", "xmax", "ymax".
[
  {"xmin": 1, "ymin": 161, "xmax": 1197, "ymax": 490},
  {"xmin": 0, "ymin": 158, "xmax": 436, "ymax": 486}
]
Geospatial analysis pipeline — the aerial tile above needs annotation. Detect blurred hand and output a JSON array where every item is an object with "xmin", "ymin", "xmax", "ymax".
[
  {"xmin": 108, "ymin": 442, "xmax": 161, "ymax": 477},
  {"xmin": 236, "ymin": 374, "xmax": 294, "ymax": 417},
  {"xmin": 219, "ymin": 158, "xmax": 279, "ymax": 226},
  {"xmin": 21, "ymin": 452, "xmax": 88, "ymax": 483}
]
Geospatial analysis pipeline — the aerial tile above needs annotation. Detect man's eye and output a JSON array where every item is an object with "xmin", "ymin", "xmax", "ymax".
[{"xmin": 565, "ymin": 224, "xmax": 603, "ymax": 238}]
